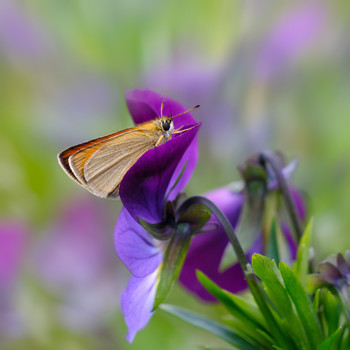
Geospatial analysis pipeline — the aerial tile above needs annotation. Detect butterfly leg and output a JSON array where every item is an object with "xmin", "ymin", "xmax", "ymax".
[
  {"xmin": 172, "ymin": 123, "xmax": 199, "ymax": 135},
  {"xmin": 155, "ymin": 134, "xmax": 165, "ymax": 147}
]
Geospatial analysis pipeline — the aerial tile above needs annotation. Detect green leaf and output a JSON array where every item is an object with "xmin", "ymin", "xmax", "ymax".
[
  {"xmin": 225, "ymin": 317, "xmax": 272, "ymax": 349},
  {"xmin": 319, "ymin": 288, "xmax": 340, "ymax": 337},
  {"xmin": 317, "ymin": 328, "xmax": 342, "ymax": 350},
  {"xmin": 197, "ymin": 271, "xmax": 271, "ymax": 348},
  {"xmin": 244, "ymin": 273, "xmax": 296, "ymax": 350},
  {"xmin": 294, "ymin": 218, "xmax": 314, "ymax": 286},
  {"xmin": 153, "ymin": 233, "xmax": 192, "ymax": 309},
  {"xmin": 279, "ymin": 261, "xmax": 324, "ymax": 348},
  {"xmin": 160, "ymin": 304, "xmax": 256, "ymax": 350},
  {"xmin": 307, "ymin": 273, "xmax": 329, "ymax": 294},
  {"xmin": 266, "ymin": 219, "xmax": 280, "ymax": 265},
  {"xmin": 252, "ymin": 254, "xmax": 308, "ymax": 348},
  {"xmin": 197, "ymin": 271, "xmax": 266, "ymax": 329}
]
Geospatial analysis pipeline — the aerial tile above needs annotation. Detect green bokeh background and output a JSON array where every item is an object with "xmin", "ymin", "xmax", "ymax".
[{"xmin": 1, "ymin": 0, "xmax": 350, "ymax": 349}]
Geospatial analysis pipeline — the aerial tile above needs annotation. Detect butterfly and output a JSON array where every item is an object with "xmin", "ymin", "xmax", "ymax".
[{"xmin": 57, "ymin": 101, "xmax": 199, "ymax": 199}]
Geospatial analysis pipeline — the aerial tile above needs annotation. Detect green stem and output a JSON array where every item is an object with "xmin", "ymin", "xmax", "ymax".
[
  {"xmin": 260, "ymin": 150, "xmax": 303, "ymax": 241},
  {"xmin": 179, "ymin": 195, "xmax": 295, "ymax": 349},
  {"xmin": 178, "ymin": 196, "xmax": 249, "ymax": 272}
]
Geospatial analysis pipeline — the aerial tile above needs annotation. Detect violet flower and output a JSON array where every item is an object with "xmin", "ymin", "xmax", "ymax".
[
  {"xmin": 179, "ymin": 157, "xmax": 306, "ymax": 302},
  {"xmin": 0, "ymin": 222, "xmax": 27, "ymax": 338},
  {"xmin": 255, "ymin": 2, "xmax": 326, "ymax": 81},
  {"xmin": 114, "ymin": 89, "xmax": 201, "ymax": 342},
  {"xmin": 34, "ymin": 197, "xmax": 121, "ymax": 332}
]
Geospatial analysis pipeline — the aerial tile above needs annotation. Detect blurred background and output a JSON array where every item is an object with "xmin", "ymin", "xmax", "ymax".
[{"xmin": 1, "ymin": 0, "xmax": 350, "ymax": 349}]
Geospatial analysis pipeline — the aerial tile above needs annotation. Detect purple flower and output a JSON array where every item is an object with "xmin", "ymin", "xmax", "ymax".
[
  {"xmin": 179, "ymin": 162, "xmax": 306, "ymax": 302},
  {"xmin": 309, "ymin": 252, "xmax": 350, "ymax": 301},
  {"xmin": 34, "ymin": 197, "xmax": 121, "ymax": 331},
  {"xmin": 256, "ymin": 2, "xmax": 326, "ymax": 81},
  {"xmin": 114, "ymin": 89, "xmax": 200, "ymax": 342},
  {"xmin": 0, "ymin": 1, "xmax": 51, "ymax": 61},
  {"xmin": 0, "ymin": 222, "xmax": 27, "ymax": 338}
]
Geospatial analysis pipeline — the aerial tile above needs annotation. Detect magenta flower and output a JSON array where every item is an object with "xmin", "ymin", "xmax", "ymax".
[
  {"xmin": 114, "ymin": 89, "xmax": 201, "ymax": 342},
  {"xmin": 179, "ymin": 160, "xmax": 306, "ymax": 302}
]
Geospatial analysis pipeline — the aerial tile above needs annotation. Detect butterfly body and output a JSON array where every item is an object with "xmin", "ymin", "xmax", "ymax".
[{"xmin": 58, "ymin": 103, "xmax": 199, "ymax": 199}]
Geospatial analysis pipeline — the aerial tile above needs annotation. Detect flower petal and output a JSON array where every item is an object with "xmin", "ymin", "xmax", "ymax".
[
  {"xmin": 125, "ymin": 89, "xmax": 159, "ymax": 125},
  {"xmin": 121, "ymin": 270, "xmax": 158, "ymax": 343},
  {"xmin": 166, "ymin": 132, "xmax": 199, "ymax": 202},
  {"xmin": 114, "ymin": 207, "xmax": 162, "ymax": 278},
  {"xmin": 120, "ymin": 124, "xmax": 200, "ymax": 224},
  {"xmin": 125, "ymin": 89, "xmax": 198, "ymax": 129},
  {"xmin": 319, "ymin": 262, "xmax": 342, "ymax": 285}
]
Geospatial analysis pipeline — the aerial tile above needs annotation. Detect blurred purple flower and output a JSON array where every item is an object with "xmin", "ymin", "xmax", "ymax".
[
  {"xmin": 0, "ymin": 0, "xmax": 51, "ymax": 61},
  {"xmin": 114, "ymin": 89, "xmax": 200, "ymax": 342},
  {"xmin": 256, "ymin": 2, "xmax": 326, "ymax": 81},
  {"xmin": 35, "ymin": 196, "xmax": 121, "ymax": 331},
  {"xmin": 0, "ymin": 222, "xmax": 27, "ymax": 338},
  {"xmin": 179, "ymin": 174, "xmax": 306, "ymax": 302}
]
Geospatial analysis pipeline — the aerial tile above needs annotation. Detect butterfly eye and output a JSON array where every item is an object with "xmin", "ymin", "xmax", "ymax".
[{"xmin": 162, "ymin": 120, "xmax": 172, "ymax": 131}]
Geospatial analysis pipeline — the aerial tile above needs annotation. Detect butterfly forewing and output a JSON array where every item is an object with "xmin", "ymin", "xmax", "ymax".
[
  {"xmin": 67, "ymin": 127, "xmax": 160, "ymax": 198},
  {"xmin": 83, "ymin": 131, "xmax": 157, "ymax": 197},
  {"xmin": 58, "ymin": 127, "xmax": 138, "ymax": 184}
]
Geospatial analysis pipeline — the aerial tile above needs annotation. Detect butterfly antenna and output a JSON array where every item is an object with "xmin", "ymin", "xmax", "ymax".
[
  {"xmin": 172, "ymin": 105, "xmax": 200, "ymax": 119},
  {"xmin": 160, "ymin": 100, "xmax": 165, "ymax": 119}
]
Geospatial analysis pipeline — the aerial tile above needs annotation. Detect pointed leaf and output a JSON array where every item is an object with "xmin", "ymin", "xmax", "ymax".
[
  {"xmin": 196, "ymin": 271, "xmax": 266, "ymax": 329},
  {"xmin": 266, "ymin": 219, "xmax": 280, "ymax": 265},
  {"xmin": 153, "ymin": 233, "xmax": 191, "ymax": 309},
  {"xmin": 317, "ymin": 328, "xmax": 342, "ymax": 350},
  {"xmin": 280, "ymin": 261, "xmax": 323, "ymax": 348},
  {"xmin": 320, "ymin": 288, "xmax": 340, "ymax": 336},
  {"xmin": 160, "ymin": 304, "xmax": 256, "ymax": 350},
  {"xmin": 252, "ymin": 254, "xmax": 308, "ymax": 348},
  {"xmin": 294, "ymin": 218, "xmax": 313, "ymax": 286},
  {"xmin": 226, "ymin": 317, "xmax": 272, "ymax": 349}
]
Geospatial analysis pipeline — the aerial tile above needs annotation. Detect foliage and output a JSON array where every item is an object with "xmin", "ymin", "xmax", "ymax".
[{"xmin": 163, "ymin": 219, "xmax": 350, "ymax": 349}]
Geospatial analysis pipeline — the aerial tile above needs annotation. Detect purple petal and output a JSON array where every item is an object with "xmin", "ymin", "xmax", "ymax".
[
  {"xmin": 281, "ymin": 223, "xmax": 298, "ymax": 260},
  {"xmin": 125, "ymin": 90, "xmax": 159, "ymax": 125},
  {"xmin": 120, "ymin": 124, "xmax": 200, "ymax": 224},
  {"xmin": 114, "ymin": 207, "xmax": 162, "ymax": 278},
  {"xmin": 125, "ymin": 89, "xmax": 198, "ymax": 129},
  {"xmin": 0, "ymin": 222, "xmax": 27, "ymax": 287},
  {"xmin": 166, "ymin": 132, "xmax": 199, "ymax": 202},
  {"xmin": 337, "ymin": 253, "xmax": 350, "ymax": 276},
  {"xmin": 319, "ymin": 262, "xmax": 342, "ymax": 285},
  {"xmin": 121, "ymin": 270, "xmax": 158, "ymax": 343},
  {"xmin": 179, "ymin": 188, "xmax": 246, "ymax": 301},
  {"xmin": 289, "ymin": 186, "xmax": 307, "ymax": 221},
  {"xmin": 268, "ymin": 158, "xmax": 299, "ymax": 191}
]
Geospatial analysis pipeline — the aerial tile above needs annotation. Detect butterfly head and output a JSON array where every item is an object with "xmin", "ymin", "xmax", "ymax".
[{"xmin": 160, "ymin": 117, "xmax": 174, "ymax": 141}]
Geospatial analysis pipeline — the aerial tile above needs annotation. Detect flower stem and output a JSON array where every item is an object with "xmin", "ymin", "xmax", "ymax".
[
  {"xmin": 260, "ymin": 150, "xmax": 303, "ymax": 241},
  {"xmin": 178, "ymin": 196, "xmax": 249, "ymax": 272},
  {"xmin": 179, "ymin": 195, "xmax": 294, "ymax": 349}
]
